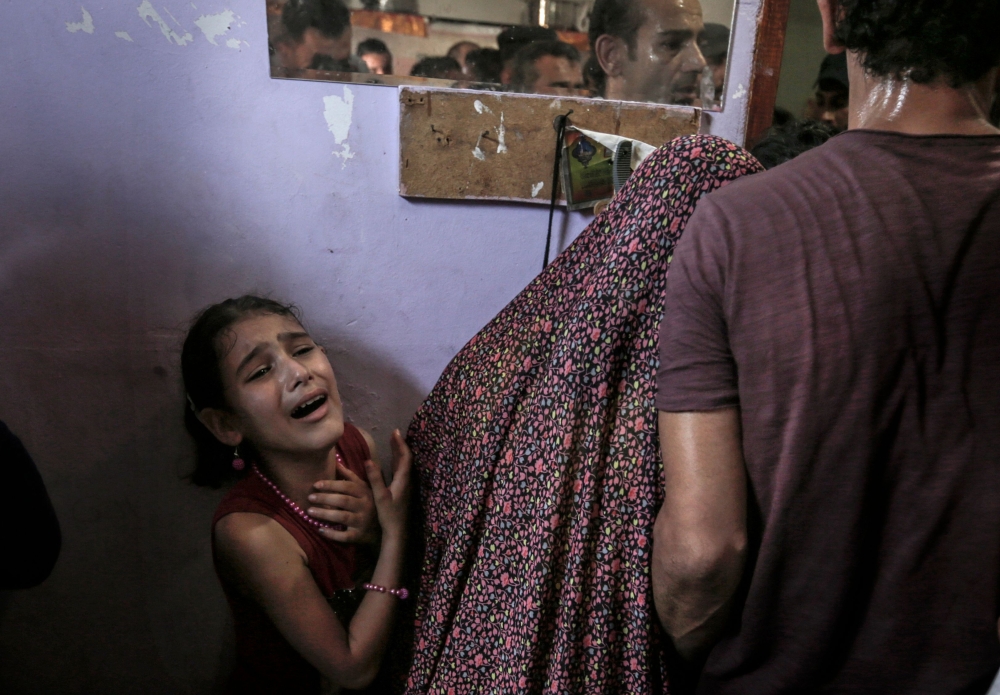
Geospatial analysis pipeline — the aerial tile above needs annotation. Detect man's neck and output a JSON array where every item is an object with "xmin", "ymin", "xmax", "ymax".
[
  {"xmin": 604, "ymin": 77, "xmax": 631, "ymax": 103},
  {"xmin": 258, "ymin": 446, "xmax": 339, "ymax": 510},
  {"xmin": 847, "ymin": 52, "xmax": 999, "ymax": 136}
]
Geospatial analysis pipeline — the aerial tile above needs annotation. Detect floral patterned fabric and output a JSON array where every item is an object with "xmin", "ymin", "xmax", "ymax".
[{"xmin": 404, "ymin": 135, "xmax": 762, "ymax": 694}]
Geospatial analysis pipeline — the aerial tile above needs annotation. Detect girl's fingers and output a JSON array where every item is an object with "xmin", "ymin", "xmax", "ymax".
[
  {"xmin": 390, "ymin": 430, "xmax": 412, "ymax": 477},
  {"xmin": 306, "ymin": 492, "xmax": 361, "ymax": 511},
  {"xmin": 306, "ymin": 507, "xmax": 353, "ymax": 525},
  {"xmin": 335, "ymin": 460, "xmax": 365, "ymax": 484},
  {"xmin": 313, "ymin": 478, "xmax": 363, "ymax": 496},
  {"xmin": 364, "ymin": 459, "xmax": 388, "ymax": 496}
]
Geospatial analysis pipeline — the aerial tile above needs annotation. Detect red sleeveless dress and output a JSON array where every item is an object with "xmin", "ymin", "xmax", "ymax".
[{"xmin": 212, "ymin": 423, "xmax": 371, "ymax": 695}]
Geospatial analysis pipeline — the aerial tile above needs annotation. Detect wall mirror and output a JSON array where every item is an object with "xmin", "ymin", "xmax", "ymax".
[{"xmin": 267, "ymin": 0, "xmax": 737, "ymax": 110}]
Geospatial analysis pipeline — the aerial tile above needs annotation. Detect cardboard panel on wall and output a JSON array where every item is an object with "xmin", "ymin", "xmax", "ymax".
[{"xmin": 398, "ymin": 88, "xmax": 700, "ymax": 204}]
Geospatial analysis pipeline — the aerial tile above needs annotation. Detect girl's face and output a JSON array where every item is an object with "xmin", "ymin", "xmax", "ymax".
[{"xmin": 215, "ymin": 313, "xmax": 344, "ymax": 460}]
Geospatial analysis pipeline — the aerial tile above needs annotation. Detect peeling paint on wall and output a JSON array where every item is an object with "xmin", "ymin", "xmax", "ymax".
[
  {"xmin": 473, "ymin": 100, "xmax": 493, "ymax": 115},
  {"xmin": 496, "ymin": 112, "xmax": 508, "ymax": 154},
  {"xmin": 531, "ymin": 181, "xmax": 544, "ymax": 197},
  {"xmin": 323, "ymin": 88, "xmax": 355, "ymax": 166},
  {"xmin": 194, "ymin": 10, "xmax": 235, "ymax": 45},
  {"xmin": 66, "ymin": 7, "xmax": 95, "ymax": 34},
  {"xmin": 472, "ymin": 132, "xmax": 486, "ymax": 161},
  {"xmin": 225, "ymin": 38, "xmax": 244, "ymax": 50},
  {"xmin": 138, "ymin": 1, "xmax": 194, "ymax": 46},
  {"xmin": 115, "ymin": 31, "xmax": 134, "ymax": 41}
]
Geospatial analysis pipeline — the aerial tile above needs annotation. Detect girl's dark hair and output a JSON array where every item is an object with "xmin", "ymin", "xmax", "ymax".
[
  {"xmin": 182, "ymin": 295, "xmax": 301, "ymax": 487},
  {"xmin": 834, "ymin": 0, "xmax": 1000, "ymax": 86}
]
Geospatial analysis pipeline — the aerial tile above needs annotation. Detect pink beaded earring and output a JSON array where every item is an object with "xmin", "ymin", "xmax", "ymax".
[{"xmin": 232, "ymin": 446, "xmax": 245, "ymax": 471}]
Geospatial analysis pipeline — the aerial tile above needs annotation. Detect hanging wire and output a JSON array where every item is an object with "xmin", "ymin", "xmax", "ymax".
[{"xmin": 544, "ymin": 110, "xmax": 573, "ymax": 270}]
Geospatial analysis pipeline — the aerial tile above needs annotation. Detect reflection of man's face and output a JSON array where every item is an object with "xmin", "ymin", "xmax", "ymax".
[
  {"xmin": 530, "ymin": 56, "xmax": 586, "ymax": 96},
  {"xmin": 361, "ymin": 52, "xmax": 391, "ymax": 75},
  {"xmin": 805, "ymin": 86, "xmax": 848, "ymax": 132},
  {"xmin": 277, "ymin": 27, "xmax": 352, "ymax": 70},
  {"xmin": 618, "ymin": 0, "xmax": 707, "ymax": 105}
]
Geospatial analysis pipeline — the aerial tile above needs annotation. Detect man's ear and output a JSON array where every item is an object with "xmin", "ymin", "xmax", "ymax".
[
  {"xmin": 817, "ymin": 0, "xmax": 846, "ymax": 54},
  {"xmin": 196, "ymin": 408, "xmax": 244, "ymax": 448},
  {"xmin": 594, "ymin": 34, "xmax": 626, "ymax": 78}
]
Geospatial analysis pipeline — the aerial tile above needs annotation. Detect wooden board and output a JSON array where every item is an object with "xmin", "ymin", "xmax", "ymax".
[
  {"xmin": 745, "ymin": 0, "xmax": 792, "ymax": 147},
  {"xmin": 398, "ymin": 88, "xmax": 700, "ymax": 204}
]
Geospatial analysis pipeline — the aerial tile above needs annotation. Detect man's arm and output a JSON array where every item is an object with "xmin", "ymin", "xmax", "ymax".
[{"xmin": 653, "ymin": 408, "xmax": 747, "ymax": 662}]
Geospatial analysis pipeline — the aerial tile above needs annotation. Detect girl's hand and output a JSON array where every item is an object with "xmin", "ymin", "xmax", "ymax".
[
  {"xmin": 307, "ymin": 463, "xmax": 380, "ymax": 545},
  {"xmin": 365, "ymin": 430, "xmax": 411, "ymax": 541}
]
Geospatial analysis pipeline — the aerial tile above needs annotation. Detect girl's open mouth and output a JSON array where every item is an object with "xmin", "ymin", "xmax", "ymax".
[{"xmin": 291, "ymin": 394, "xmax": 327, "ymax": 419}]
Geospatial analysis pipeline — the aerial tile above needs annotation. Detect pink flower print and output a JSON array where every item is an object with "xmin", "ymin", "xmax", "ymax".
[
  {"xmin": 638, "ymin": 535, "xmax": 647, "ymax": 547},
  {"xmin": 597, "ymin": 382, "xmax": 608, "ymax": 399},
  {"xmin": 525, "ymin": 596, "xmax": 534, "ymax": 610},
  {"xmin": 523, "ymin": 356, "xmax": 533, "ymax": 370},
  {"xmin": 628, "ymin": 486, "xmax": 638, "ymax": 501},
  {"xmin": 535, "ymin": 460, "xmax": 544, "ymax": 474},
  {"xmin": 637, "ymin": 298, "xmax": 647, "ymax": 314},
  {"xmin": 634, "ymin": 417, "xmax": 645, "ymax": 431},
  {"xmin": 519, "ymin": 676, "xmax": 527, "ymax": 688},
  {"xmin": 630, "ymin": 657, "xmax": 639, "ymax": 671},
  {"xmin": 505, "ymin": 450, "xmax": 514, "ymax": 464},
  {"xmin": 504, "ymin": 501, "xmax": 512, "ymax": 514},
  {"xmin": 475, "ymin": 654, "xmax": 483, "ymax": 667},
  {"xmin": 543, "ymin": 320, "xmax": 552, "ymax": 332},
  {"xmin": 583, "ymin": 635, "xmax": 592, "ymax": 648},
  {"xmin": 590, "ymin": 327, "xmax": 601, "ymax": 341},
  {"xmin": 563, "ymin": 359, "xmax": 573, "ymax": 375},
  {"xmin": 521, "ymin": 545, "xmax": 529, "ymax": 558},
  {"xmin": 449, "ymin": 560, "xmax": 459, "ymax": 573},
  {"xmin": 611, "ymin": 558, "xmax": 621, "ymax": 573},
  {"xmin": 638, "ymin": 592, "xmax": 646, "ymax": 606},
  {"xmin": 573, "ymin": 479, "xmax": 582, "ymax": 493},
  {"xmin": 550, "ymin": 679, "xmax": 560, "ymax": 692},
  {"xmin": 628, "ymin": 237, "xmax": 640, "ymax": 254},
  {"xmin": 550, "ymin": 513, "xmax": 560, "ymax": 529},
  {"xmin": 475, "ymin": 386, "xmax": 483, "ymax": 399},
  {"xmin": 563, "ymin": 433, "xmax": 573, "ymax": 448},
  {"xmin": 501, "ymin": 573, "xmax": 510, "ymax": 587}
]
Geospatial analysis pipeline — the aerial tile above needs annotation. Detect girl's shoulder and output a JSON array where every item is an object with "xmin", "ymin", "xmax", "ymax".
[{"xmin": 212, "ymin": 473, "xmax": 280, "ymax": 529}]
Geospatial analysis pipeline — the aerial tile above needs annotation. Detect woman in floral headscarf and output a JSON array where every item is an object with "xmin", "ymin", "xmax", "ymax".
[{"xmin": 404, "ymin": 135, "xmax": 762, "ymax": 694}]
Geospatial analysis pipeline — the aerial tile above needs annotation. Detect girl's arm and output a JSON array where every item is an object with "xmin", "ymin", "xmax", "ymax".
[{"xmin": 214, "ymin": 431, "xmax": 411, "ymax": 689}]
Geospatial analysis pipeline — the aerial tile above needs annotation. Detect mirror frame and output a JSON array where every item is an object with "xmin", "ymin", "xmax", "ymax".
[{"xmin": 744, "ymin": 0, "xmax": 791, "ymax": 146}]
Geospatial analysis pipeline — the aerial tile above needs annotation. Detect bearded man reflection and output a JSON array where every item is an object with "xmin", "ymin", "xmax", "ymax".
[{"xmin": 589, "ymin": 0, "xmax": 707, "ymax": 105}]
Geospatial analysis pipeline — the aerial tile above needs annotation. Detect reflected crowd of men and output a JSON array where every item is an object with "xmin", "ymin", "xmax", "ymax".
[{"xmin": 267, "ymin": 0, "xmax": 731, "ymax": 108}]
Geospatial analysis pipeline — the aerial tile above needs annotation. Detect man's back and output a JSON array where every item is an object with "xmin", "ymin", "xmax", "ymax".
[{"xmin": 656, "ymin": 130, "xmax": 1000, "ymax": 692}]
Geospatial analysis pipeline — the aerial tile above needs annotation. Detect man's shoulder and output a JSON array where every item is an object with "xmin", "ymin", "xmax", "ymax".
[{"xmin": 706, "ymin": 135, "xmax": 854, "ymax": 213}]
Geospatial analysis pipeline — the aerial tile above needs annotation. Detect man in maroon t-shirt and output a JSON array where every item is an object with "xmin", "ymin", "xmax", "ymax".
[{"xmin": 652, "ymin": 0, "xmax": 1000, "ymax": 692}]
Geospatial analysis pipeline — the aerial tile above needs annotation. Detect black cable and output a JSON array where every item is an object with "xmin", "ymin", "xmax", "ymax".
[{"xmin": 544, "ymin": 110, "xmax": 573, "ymax": 270}]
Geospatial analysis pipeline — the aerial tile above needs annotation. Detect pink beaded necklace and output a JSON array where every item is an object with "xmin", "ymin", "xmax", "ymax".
[{"xmin": 252, "ymin": 451, "xmax": 345, "ymax": 532}]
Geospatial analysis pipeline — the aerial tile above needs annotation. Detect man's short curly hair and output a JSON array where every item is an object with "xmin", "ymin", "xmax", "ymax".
[{"xmin": 834, "ymin": 0, "xmax": 1000, "ymax": 86}]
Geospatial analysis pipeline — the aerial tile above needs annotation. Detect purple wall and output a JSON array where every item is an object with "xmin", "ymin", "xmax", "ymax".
[{"xmin": 0, "ymin": 1, "xmax": 755, "ymax": 691}]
